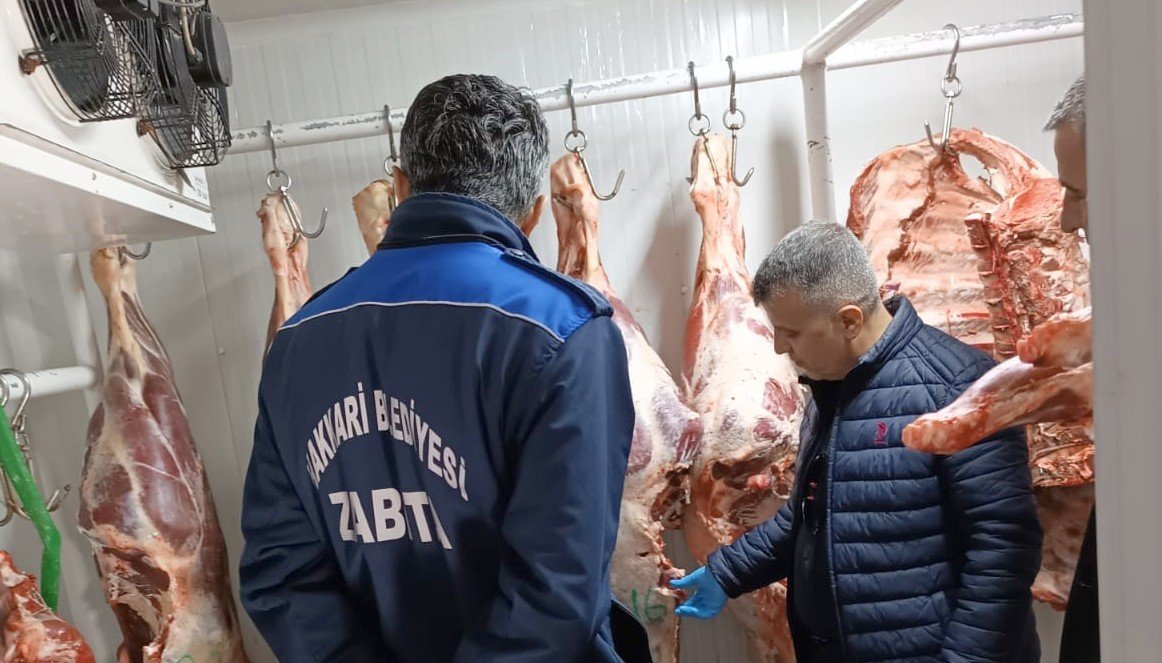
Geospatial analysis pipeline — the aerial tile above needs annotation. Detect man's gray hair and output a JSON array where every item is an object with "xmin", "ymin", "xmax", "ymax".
[
  {"xmin": 1044, "ymin": 75, "xmax": 1085, "ymax": 132},
  {"xmin": 752, "ymin": 221, "xmax": 881, "ymax": 314},
  {"xmin": 400, "ymin": 74, "xmax": 549, "ymax": 221}
]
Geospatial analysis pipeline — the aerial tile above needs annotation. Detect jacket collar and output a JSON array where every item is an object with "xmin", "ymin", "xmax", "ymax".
[
  {"xmin": 853, "ymin": 295, "xmax": 923, "ymax": 373},
  {"xmin": 379, "ymin": 192, "xmax": 538, "ymax": 258},
  {"xmin": 800, "ymin": 295, "xmax": 923, "ymax": 390}
]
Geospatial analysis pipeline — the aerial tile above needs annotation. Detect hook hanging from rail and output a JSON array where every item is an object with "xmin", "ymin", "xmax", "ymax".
[
  {"xmin": 382, "ymin": 104, "xmax": 401, "ymax": 212},
  {"xmin": 382, "ymin": 104, "xmax": 400, "ymax": 175},
  {"xmin": 924, "ymin": 24, "xmax": 963, "ymax": 153},
  {"xmin": 563, "ymin": 79, "xmax": 625, "ymax": 201},
  {"xmin": 120, "ymin": 244, "xmax": 152, "ymax": 261},
  {"xmin": 266, "ymin": 120, "xmax": 329, "ymax": 248},
  {"xmin": 687, "ymin": 62, "xmax": 718, "ymax": 184},
  {"xmin": 0, "ymin": 369, "xmax": 70, "ymax": 520},
  {"xmin": 687, "ymin": 61, "xmax": 711, "ymax": 137},
  {"xmin": 722, "ymin": 56, "xmax": 754, "ymax": 187}
]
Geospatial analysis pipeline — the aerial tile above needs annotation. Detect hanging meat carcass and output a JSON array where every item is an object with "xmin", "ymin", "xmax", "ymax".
[
  {"xmin": 903, "ymin": 307, "xmax": 1093, "ymax": 456},
  {"xmin": 683, "ymin": 135, "xmax": 804, "ymax": 662},
  {"xmin": 258, "ymin": 192, "xmax": 313, "ymax": 350},
  {"xmin": 79, "ymin": 248, "xmax": 248, "ymax": 663},
  {"xmin": 0, "ymin": 550, "xmax": 94, "ymax": 663},
  {"xmin": 351, "ymin": 179, "xmax": 395, "ymax": 255},
  {"xmin": 550, "ymin": 153, "xmax": 703, "ymax": 663},
  {"xmin": 848, "ymin": 128, "xmax": 1094, "ymax": 607}
]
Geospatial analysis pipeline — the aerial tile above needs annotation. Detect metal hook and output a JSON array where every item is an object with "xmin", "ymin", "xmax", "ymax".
[
  {"xmin": 266, "ymin": 119, "xmax": 281, "ymax": 175},
  {"xmin": 686, "ymin": 133, "xmax": 721, "ymax": 185},
  {"xmin": 924, "ymin": 24, "xmax": 963, "ymax": 152},
  {"xmin": 282, "ymin": 200, "xmax": 328, "ymax": 250},
  {"xmin": 0, "ymin": 369, "xmax": 70, "ymax": 516},
  {"xmin": 121, "ymin": 243, "xmax": 152, "ymax": 260},
  {"xmin": 0, "ymin": 474, "xmax": 13, "ymax": 526},
  {"xmin": 687, "ymin": 61, "xmax": 711, "ymax": 136},
  {"xmin": 381, "ymin": 104, "xmax": 401, "ymax": 213},
  {"xmin": 722, "ymin": 56, "xmax": 754, "ymax": 187},
  {"xmin": 382, "ymin": 104, "xmax": 400, "ymax": 175},
  {"xmin": 562, "ymin": 79, "xmax": 625, "ymax": 201},
  {"xmin": 266, "ymin": 119, "xmax": 329, "ymax": 247}
]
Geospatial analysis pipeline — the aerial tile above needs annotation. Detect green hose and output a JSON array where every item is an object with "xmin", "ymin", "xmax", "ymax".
[{"xmin": 0, "ymin": 408, "xmax": 60, "ymax": 611}]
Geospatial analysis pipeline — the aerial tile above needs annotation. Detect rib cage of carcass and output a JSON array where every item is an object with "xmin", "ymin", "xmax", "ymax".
[{"xmin": 847, "ymin": 127, "xmax": 1093, "ymax": 607}]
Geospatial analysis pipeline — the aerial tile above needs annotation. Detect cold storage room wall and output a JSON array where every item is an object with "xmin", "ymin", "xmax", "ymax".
[{"xmin": 0, "ymin": 0, "xmax": 1083, "ymax": 660}]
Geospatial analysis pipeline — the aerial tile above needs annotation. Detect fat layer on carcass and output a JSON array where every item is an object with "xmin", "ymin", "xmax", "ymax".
[
  {"xmin": 79, "ymin": 249, "xmax": 248, "ymax": 663},
  {"xmin": 550, "ymin": 153, "xmax": 702, "ymax": 663},
  {"xmin": 683, "ymin": 135, "xmax": 804, "ymax": 662},
  {"xmin": 852, "ymin": 128, "xmax": 1093, "ymax": 609},
  {"xmin": 0, "ymin": 550, "xmax": 94, "ymax": 663},
  {"xmin": 258, "ymin": 192, "xmax": 312, "ymax": 351}
]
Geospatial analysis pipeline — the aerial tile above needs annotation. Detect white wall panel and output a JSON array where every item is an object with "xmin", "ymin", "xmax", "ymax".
[{"xmin": 0, "ymin": 0, "xmax": 1084, "ymax": 660}]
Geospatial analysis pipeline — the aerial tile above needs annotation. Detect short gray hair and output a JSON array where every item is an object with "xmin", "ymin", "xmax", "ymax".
[
  {"xmin": 752, "ymin": 221, "xmax": 880, "ymax": 314},
  {"xmin": 400, "ymin": 74, "xmax": 549, "ymax": 221},
  {"xmin": 1045, "ymin": 75, "xmax": 1085, "ymax": 132}
]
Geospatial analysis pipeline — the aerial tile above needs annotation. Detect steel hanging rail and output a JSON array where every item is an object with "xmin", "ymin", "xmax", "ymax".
[
  {"xmin": 0, "ymin": 366, "xmax": 98, "ymax": 406},
  {"xmin": 801, "ymin": 0, "xmax": 908, "ymax": 223},
  {"xmin": 225, "ymin": 12, "xmax": 1083, "ymax": 157}
]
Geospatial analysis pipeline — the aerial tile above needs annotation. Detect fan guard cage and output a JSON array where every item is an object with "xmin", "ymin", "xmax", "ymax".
[{"xmin": 17, "ymin": 0, "xmax": 153, "ymax": 121}]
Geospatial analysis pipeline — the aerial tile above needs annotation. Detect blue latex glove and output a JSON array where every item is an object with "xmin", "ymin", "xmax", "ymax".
[{"xmin": 670, "ymin": 566, "xmax": 728, "ymax": 619}]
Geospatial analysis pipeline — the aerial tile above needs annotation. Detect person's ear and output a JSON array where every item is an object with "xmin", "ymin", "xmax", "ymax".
[
  {"xmin": 518, "ymin": 195, "xmax": 547, "ymax": 237},
  {"xmin": 837, "ymin": 304, "xmax": 865, "ymax": 340},
  {"xmin": 392, "ymin": 166, "xmax": 410, "ymax": 203}
]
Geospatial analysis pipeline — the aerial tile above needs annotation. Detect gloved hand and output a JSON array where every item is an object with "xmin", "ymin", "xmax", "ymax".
[{"xmin": 670, "ymin": 566, "xmax": 728, "ymax": 619}]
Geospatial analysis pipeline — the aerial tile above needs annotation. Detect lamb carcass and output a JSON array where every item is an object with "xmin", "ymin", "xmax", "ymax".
[
  {"xmin": 683, "ymin": 135, "xmax": 804, "ymax": 662},
  {"xmin": 550, "ymin": 153, "xmax": 702, "ymax": 663},
  {"xmin": 79, "ymin": 248, "xmax": 247, "ymax": 663},
  {"xmin": 849, "ymin": 129, "xmax": 1093, "ymax": 608},
  {"xmin": 258, "ymin": 192, "xmax": 312, "ymax": 350},
  {"xmin": 0, "ymin": 551, "xmax": 94, "ymax": 663}
]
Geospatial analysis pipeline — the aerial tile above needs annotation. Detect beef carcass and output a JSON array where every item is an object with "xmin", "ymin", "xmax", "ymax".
[
  {"xmin": 79, "ymin": 248, "xmax": 247, "ymax": 663},
  {"xmin": 851, "ymin": 130, "xmax": 1093, "ymax": 608},
  {"xmin": 847, "ymin": 128, "xmax": 1053, "ymax": 351},
  {"xmin": 902, "ymin": 356, "xmax": 1092, "ymax": 456},
  {"xmin": 683, "ymin": 135, "xmax": 804, "ymax": 662},
  {"xmin": 550, "ymin": 153, "xmax": 702, "ymax": 663},
  {"xmin": 258, "ymin": 192, "xmax": 312, "ymax": 350},
  {"xmin": 0, "ymin": 551, "xmax": 94, "ymax": 663},
  {"xmin": 351, "ymin": 179, "xmax": 394, "ymax": 256},
  {"xmin": 903, "ymin": 308, "xmax": 1093, "ymax": 456}
]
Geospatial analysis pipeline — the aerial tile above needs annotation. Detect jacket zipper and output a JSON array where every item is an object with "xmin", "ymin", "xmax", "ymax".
[{"xmin": 825, "ymin": 400, "xmax": 848, "ymax": 659}]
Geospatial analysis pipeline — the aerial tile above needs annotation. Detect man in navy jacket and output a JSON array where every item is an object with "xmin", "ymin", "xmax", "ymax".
[
  {"xmin": 673, "ymin": 222, "xmax": 1043, "ymax": 662},
  {"xmin": 239, "ymin": 74, "xmax": 640, "ymax": 662}
]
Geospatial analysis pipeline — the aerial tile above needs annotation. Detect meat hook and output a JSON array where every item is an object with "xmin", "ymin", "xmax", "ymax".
[
  {"xmin": 686, "ymin": 61, "xmax": 711, "ymax": 137},
  {"xmin": 381, "ymin": 104, "xmax": 400, "ymax": 212},
  {"xmin": 121, "ymin": 243, "xmax": 152, "ymax": 260},
  {"xmin": 722, "ymin": 56, "xmax": 754, "ymax": 187},
  {"xmin": 924, "ymin": 24, "xmax": 962, "ymax": 153},
  {"xmin": 0, "ymin": 369, "xmax": 70, "ymax": 518},
  {"xmin": 267, "ymin": 119, "xmax": 329, "ymax": 248},
  {"xmin": 563, "ymin": 79, "xmax": 625, "ymax": 201},
  {"xmin": 686, "ymin": 62, "xmax": 717, "ymax": 184}
]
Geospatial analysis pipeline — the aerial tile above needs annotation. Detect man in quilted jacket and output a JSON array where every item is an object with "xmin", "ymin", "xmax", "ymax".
[{"xmin": 672, "ymin": 221, "xmax": 1043, "ymax": 662}]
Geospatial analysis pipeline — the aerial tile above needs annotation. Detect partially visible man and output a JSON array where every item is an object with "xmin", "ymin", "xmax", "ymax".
[
  {"xmin": 1044, "ymin": 75, "xmax": 1099, "ymax": 663},
  {"xmin": 672, "ymin": 221, "xmax": 1043, "ymax": 662},
  {"xmin": 1050, "ymin": 76, "xmax": 1088, "ymax": 238},
  {"xmin": 239, "ymin": 74, "xmax": 642, "ymax": 662}
]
